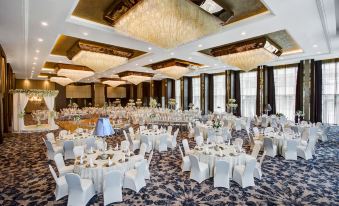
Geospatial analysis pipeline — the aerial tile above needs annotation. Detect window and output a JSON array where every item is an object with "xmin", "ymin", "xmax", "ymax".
[
  {"xmin": 175, "ymin": 80, "xmax": 181, "ymax": 110},
  {"xmin": 240, "ymin": 71, "xmax": 257, "ymax": 117},
  {"xmin": 274, "ymin": 65, "xmax": 298, "ymax": 120},
  {"xmin": 322, "ymin": 60, "xmax": 339, "ymax": 124},
  {"xmin": 192, "ymin": 77, "xmax": 201, "ymax": 109},
  {"xmin": 213, "ymin": 75, "xmax": 226, "ymax": 112}
]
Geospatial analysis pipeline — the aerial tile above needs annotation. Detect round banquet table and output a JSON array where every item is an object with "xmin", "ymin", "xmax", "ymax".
[
  {"xmin": 139, "ymin": 130, "xmax": 169, "ymax": 149},
  {"xmin": 192, "ymin": 143, "xmax": 254, "ymax": 178},
  {"xmin": 259, "ymin": 133, "xmax": 301, "ymax": 155},
  {"xmin": 74, "ymin": 149, "xmax": 143, "ymax": 193},
  {"xmin": 56, "ymin": 132, "xmax": 97, "ymax": 147}
]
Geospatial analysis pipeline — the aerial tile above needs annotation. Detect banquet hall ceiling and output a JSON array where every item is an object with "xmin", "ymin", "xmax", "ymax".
[{"xmin": 0, "ymin": 0, "xmax": 338, "ymax": 81}]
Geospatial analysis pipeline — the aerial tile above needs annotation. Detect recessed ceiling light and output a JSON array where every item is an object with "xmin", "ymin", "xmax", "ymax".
[
  {"xmin": 34, "ymin": 57, "xmax": 38, "ymax": 60},
  {"xmin": 148, "ymin": 47, "xmax": 152, "ymax": 50},
  {"xmin": 241, "ymin": 31, "xmax": 246, "ymax": 36},
  {"xmin": 135, "ymin": 63, "xmax": 139, "ymax": 66},
  {"xmin": 170, "ymin": 52, "xmax": 174, "ymax": 56},
  {"xmin": 198, "ymin": 44, "xmax": 203, "ymax": 48},
  {"xmin": 313, "ymin": 44, "xmax": 318, "ymax": 48},
  {"xmin": 83, "ymin": 32, "xmax": 88, "ymax": 36},
  {"xmin": 41, "ymin": 21, "xmax": 48, "ymax": 26},
  {"xmin": 317, "ymin": 51, "xmax": 322, "ymax": 54},
  {"xmin": 149, "ymin": 59, "xmax": 153, "ymax": 62},
  {"xmin": 188, "ymin": 57, "xmax": 192, "ymax": 60},
  {"xmin": 214, "ymin": 64, "xmax": 218, "ymax": 66},
  {"xmin": 35, "ymin": 49, "xmax": 40, "ymax": 53},
  {"xmin": 32, "ymin": 66, "xmax": 35, "ymax": 69},
  {"xmin": 37, "ymin": 38, "xmax": 44, "ymax": 42},
  {"xmin": 33, "ymin": 62, "xmax": 36, "ymax": 65}
]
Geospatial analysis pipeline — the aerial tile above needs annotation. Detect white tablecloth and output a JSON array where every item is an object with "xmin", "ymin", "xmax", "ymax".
[
  {"xmin": 56, "ymin": 133, "xmax": 96, "ymax": 147},
  {"xmin": 192, "ymin": 144, "xmax": 253, "ymax": 178},
  {"xmin": 139, "ymin": 130, "xmax": 169, "ymax": 149},
  {"xmin": 74, "ymin": 149, "xmax": 143, "ymax": 193}
]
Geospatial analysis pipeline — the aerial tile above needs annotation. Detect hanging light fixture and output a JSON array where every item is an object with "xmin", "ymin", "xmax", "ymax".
[
  {"xmin": 67, "ymin": 40, "xmax": 134, "ymax": 72},
  {"xmin": 146, "ymin": 59, "xmax": 203, "ymax": 80},
  {"xmin": 118, "ymin": 71, "xmax": 153, "ymax": 85},
  {"xmin": 50, "ymin": 76, "xmax": 74, "ymax": 86},
  {"xmin": 210, "ymin": 37, "xmax": 282, "ymax": 71},
  {"xmin": 101, "ymin": 78, "xmax": 127, "ymax": 88},
  {"xmin": 104, "ymin": 0, "xmax": 222, "ymax": 48},
  {"xmin": 56, "ymin": 63, "xmax": 94, "ymax": 82}
]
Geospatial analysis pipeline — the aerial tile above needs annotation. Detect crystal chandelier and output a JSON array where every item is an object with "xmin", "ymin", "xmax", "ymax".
[
  {"xmin": 67, "ymin": 41, "xmax": 134, "ymax": 72},
  {"xmin": 111, "ymin": 0, "xmax": 221, "ymax": 48},
  {"xmin": 102, "ymin": 80, "xmax": 126, "ymax": 88},
  {"xmin": 50, "ymin": 77, "xmax": 73, "ymax": 86},
  {"xmin": 118, "ymin": 71, "xmax": 153, "ymax": 85},
  {"xmin": 147, "ymin": 59, "xmax": 202, "ymax": 80},
  {"xmin": 56, "ymin": 64, "xmax": 94, "ymax": 82},
  {"xmin": 210, "ymin": 37, "xmax": 282, "ymax": 71}
]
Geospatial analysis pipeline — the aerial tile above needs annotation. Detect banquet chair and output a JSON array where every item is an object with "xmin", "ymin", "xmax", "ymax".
[
  {"xmin": 297, "ymin": 137, "xmax": 317, "ymax": 160},
  {"xmin": 59, "ymin": 130, "xmax": 68, "ymax": 139},
  {"xmin": 233, "ymin": 158, "xmax": 256, "ymax": 188},
  {"xmin": 282, "ymin": 139, "xmax": 297, "ymax": 160},
  {"xmin": 251, "ymin": 142, "xmax": 262, "ymax": 159},
  {"xmin": 127, "ymin": 134, "xmax": 141, "ymax": 152},
  {"xmin": 214, "ymin": 160, "xmax": 230, "ymax": 188},
  {"xmin": 188, "ymin": 123, "xmax": 195, "ymax": 138},
  {"xmin": 193, "ymin": 127, "xmax": 202, "ymax": 139},
  {"xmin": 264, "ymin": 127, "xmax": 274, "ymax": 135},
  {"xmin": 54, "ymin": 153, "xmax": 74, "ymax": 176},
  {"xmin": 254, "ymin": 151, "xmax": 266, "ymax": 180},
  {"xmin": 140, "ymin": 135, "xmax": 152, "ymax": 153},
  {"xmin": 189, "ymin": 155, "xmax": 209, "ymax": 183},
  {"xmin": 63, "ymin": 140, "xmax": 75, "ymax": 160},
  {"xmin": 121, "ymin": 140, "xmax": 130, "ymax": 152},
  {"xmin": 73, "ymin": 146, "xmax": 84, "ymax": 158},
  {"xmin": 75, "ymin": 128, "xmax": 84, "ymax": 134},
  {"xmin": 182, "ymin": 139, "xmax": 192, "ymax": 155},
  {"xmin": 300, "ymin": 120, "xmax": 308, "ymax": 125},
  {"xmin": 167, "ymin": 129, "xmax": 179, "ymax": 150},
  {"xmin": 167, "ymin": 125, "xmax": 173, "ymax": 135},
  {"xmin": 128, "ymin": 127, "xmax": 136, "ymax": 140},
  {"xmin": 145, "ymin": 150, "xmax": 154, "ymax": 179},
  {"xmin": 123, "ymin": 130, "xmax": 129, "ymax": 141},
  {"xmin": 234, "ymin": 138, "xmax": 243, "ymax": 148},
  {"xmin": 316, "ymin": 123, "xmax": 328, "ymax": 142},
  {"xmin": 46, "ymin": 132, "xmax": 56, "ymax": 143},
  {"xmin": 152, "ymin": 125, "xmax": 159, "ymax": 130},
  {"xmin": 195, "ymin": 136, "xmax": 204, "ymax": 146},
  {"xmin": 65, "ymin": 173, "xmax": 95, "ymax": 206},
  {"xmin": 45, "ymin": 139, "xmax": 63, "ymax": 160},
  {"xmin": 261, "ymin": 116, "xmax": 268, "ymax": 128},
  {"xmin": 86, "ymin": 137, "xmax": 97, "ymax": 150},
  {"xmin": 179, "ymin": 146, "xmax": 191, "ymax": 172},
  {"xmin": 234, "ymin": 120, "xmax": 242, "ymax": 131},
  {"xmin": 222, "ymin": 128, "xmax": 232, "ymax": 142},
  {"xmin": 254, "ymin": 115, "xmax": 261, "ymax": 126},
  {"xmin": 138, "ymin": 143, "xmax": 147, "ymax": 158},
  {"xmin": 252, "ymin": 127, "xmax": 260, "ymax": 138},
  {"xmin": 49, "ymin": 165, "xmax": 68, "ymax": 200},
  {"xmin": 139, "ymin": 125, "xmax": 146, "ymax": 132},
  {"xmin": 263, "ymin": 137, "xmax": 277, "ymax": 157},
  {"xmin": 156, "ymin": 135, "xmax": 168, "ymax": 152},
  {"xmin": 103, "ymin": 171, "xmax": 123, "ymax": 205},
  {"xmin": 123, "ymin": 161, "xmax": 147, "ymax": 193}
]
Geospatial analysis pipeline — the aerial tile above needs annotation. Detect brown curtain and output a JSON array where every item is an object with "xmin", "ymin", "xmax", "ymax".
[
  {"xmin": 266, "ymin": 66, "xmax": 276, "ymax": 115},
  {"xmin": 208, "ymin": 74, "xmax": 214, "ymax": 113},
  {"xmin": 234, "ymin": 71, "xmax": 241, "ymax": 116},
  {"xmin": 310, "ymin": 60, "xmax": 322, "ymax": 122},
  {"xmin": 295, "ymin": 61, "xmax": 304, "ymax": 122}
]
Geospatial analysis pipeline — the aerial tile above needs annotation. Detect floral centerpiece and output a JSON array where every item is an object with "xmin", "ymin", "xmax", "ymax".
[
  {"xmin": 212, "ymin": 119, "xmax": 222, "ymax": 129},
  {"xmin": 295, "ymin": 110, "xmax": 304, "ymax": 124},
  {"xmin": 149, "ymin": 114, "xmax": 156, "ymax": 119},
  {"xmin": 276, "ymin": 113, "xmax": 285, "ymax": 117},
  {"xmin": 73, "ymin": 114, "xmax": 81, "ymax": 127},
  {"xmin": 149, "ymin": 98, "xmax": 157, "ymax": 108},
  {"xmin": 72, "ymin": 103, "xmax": 78, "ymax": 108},
  {"xmin": 127, "ymin": 99, "xmax": 136, "ymax": 107},
  {"xmin": 136, "ymin": 99, "xmax": 142, "ymax": 107},
  {"xmin": 168, "ymin": 98, "xmax": 176, "ymax": 110},
  {"xmin": 227, "ymin": 99, "xmax": 238, "ymax": 114}
]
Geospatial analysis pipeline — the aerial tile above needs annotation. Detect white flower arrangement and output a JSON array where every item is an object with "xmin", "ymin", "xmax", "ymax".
[
  {"xmin": 295, "ymin": 110, "xmax": 304, "ymax": 117},
  {"xmin": 212, "ymin": 119, "xmax": 222, "ymax": 129},
  {"xmin": 72, "ymin": 103, "xmax": 78, "ymax": 108},
  {"xmin": 227, "ymin": 99, "xmax": 238, "ymax": 108},
  {"xmin": 10, "ymin": 89, "xmax": 59, "ymax": 97},
  {"xmin": 149, "ymin": 98, "xmax": 157, "ymax": 108}
]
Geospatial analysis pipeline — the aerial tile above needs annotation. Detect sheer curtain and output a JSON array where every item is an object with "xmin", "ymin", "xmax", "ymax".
[
  {"xmin": 192, "ymin": 77, "xmax": 201, "ymax": 109},
  {"xmin": 175, "ymin": 80, "xmax": 181, "ymax": 110},
  {"xmin": 322, "ymin": 60, "xmax": 339, "ymax": 124},
  {"xmin": 213, "ymin": 75, "xmax": 225, "ymax": 112},
  {"xmin": 274, "ymin": 65, "xmax": 298, "ymax": 120},
  {"xmin": 240, "ymin": 71, "xmax": 257, "ymax": 117}
]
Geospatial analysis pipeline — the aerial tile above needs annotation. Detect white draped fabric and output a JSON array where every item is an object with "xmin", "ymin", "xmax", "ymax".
[
  {"xmin": 18, "ymin": 93, "xmax": 29, "ymax": 131},
  {"xmin": 44, "ymin": 95, "xmax": 59, "ymax": 129}
]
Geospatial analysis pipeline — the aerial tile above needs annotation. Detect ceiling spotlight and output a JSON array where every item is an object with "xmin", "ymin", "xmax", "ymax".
[
  {"xmin": 170, "ymin": 52, "xmax": 174, "ymax": 56},
  {"xmin": 317, "ymin": 51, "xmax": 322, "ymax": 54},
  {"xmin": 135, "ymin": 63, "xmax": 139, "ymax": 66},
  {"xmin": 198, "ymin": 44, "xmax": 203, "ymax": 48},
  {"xmin": 188, "ymin": 57, "xmax": 192, "ymax": 60},
  {"xmin": 83, "ymin": 32, "xmax": 88, "ymax": 36},
  {"xmin": 148, "ymin": 47, "xmax": 152, "ymax": 50},
  {"xmin": 33, "ymin": 62, "xmax": 36, "ymax": 65},
  {"xmin": 149, "ymin": 59, "xmax": 153, "ymax": 62},
  {"xmin": 34, "ymin": 57, "xmax": 38, "ymax": 60},
  {"xmin": 37, "ymin": 38, "xmax": 44, "ymax": 42},
  {"xmin": 313, "ymin": 44, "xmax": 318, "ymax": 48},
  {"xmin": 35, "ymin": 49, "xmax": 40, "ymax": 53},
  {"xmin": 241, "ymin": 31, "xmax": 246, "ymax": 36},
  {"xmin": 41, "ymin": 21, "xmax": 48, "ymax": 26},
  {"xmin": 214, "ymin": 64, "xmax": 218, "ymax": 66}
]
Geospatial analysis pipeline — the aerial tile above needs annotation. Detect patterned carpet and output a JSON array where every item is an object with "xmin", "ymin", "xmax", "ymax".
[{"xmin": 0, "ymin": 124, "xmax": 338, "ymax": 206}]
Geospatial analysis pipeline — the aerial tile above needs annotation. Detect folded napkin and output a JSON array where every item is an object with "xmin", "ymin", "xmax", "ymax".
[
  {"xmin": 80, "ymin": 155, "xmax": 84, "ymax": 164},
  {"xmin": 114, "ymin": 144, "xmax": 119, "ymax": 150},
  {"xmin": 90, "ymin": 147, "xmax": 93, "ymax": 153},
  {"xmin": 104, "ymin": 142, "xmax": 108, "ymax": 151},
  {"xmin": 108, "ymin": 157, "xmax": 112, "ymax": 166}
]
